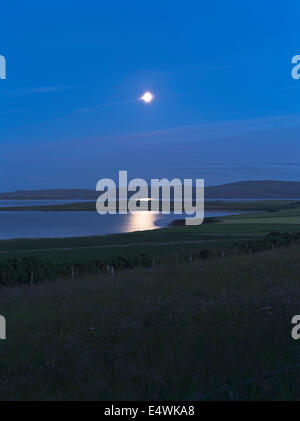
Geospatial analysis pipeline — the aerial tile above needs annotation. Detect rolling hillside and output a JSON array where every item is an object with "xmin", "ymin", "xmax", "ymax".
[{"xmin": 1, "ymin": 180, "xmax": 300, "ymax": 200}]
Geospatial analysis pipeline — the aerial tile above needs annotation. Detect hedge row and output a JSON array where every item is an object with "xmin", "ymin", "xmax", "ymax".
[
  {"xmin": 180, "ymin": 231, "xmax": 300, "ymax": 262},
  {"xmin": 0, "ymin": 254, "xmax": 153, "ymax": 286},
  {"xmin": 1, "ymin": 232, "xmax": 300, "ymax": 287}
]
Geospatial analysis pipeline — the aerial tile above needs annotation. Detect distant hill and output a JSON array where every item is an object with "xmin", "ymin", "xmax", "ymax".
[
  {"xmin": 0, "ymin": 189, "xmax": 98, "ymax": 200},
  {"xmin": 1, "ymin": 181, "xmax": 300, "ymax": 200},
  {"xmin": 205, "ymin": 180, "xmax": 300, "ymax": 199}
]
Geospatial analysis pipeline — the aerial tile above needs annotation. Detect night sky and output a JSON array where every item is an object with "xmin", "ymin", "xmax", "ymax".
[{"xmin": 0, "ymin": 1, "xmax": 299, "ymax": 191}]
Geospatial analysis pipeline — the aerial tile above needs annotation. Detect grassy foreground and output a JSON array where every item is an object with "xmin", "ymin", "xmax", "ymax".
[{"xmin": 1, "ymin": 245, "xmax": 300, "ymax": 400}]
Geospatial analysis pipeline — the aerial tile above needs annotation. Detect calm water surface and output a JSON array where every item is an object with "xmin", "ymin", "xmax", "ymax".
[{"xmin": 0, "ymin": 209, "xmax": 243, "ymax": 240}]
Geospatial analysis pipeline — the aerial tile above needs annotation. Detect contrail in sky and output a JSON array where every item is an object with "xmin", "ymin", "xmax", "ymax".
[
  {"xmin": 76, "ymin": 92, "xmax": 154, "ymax": 112},
  {"xmin": 76, "ymin": 98, "xmax": 140, "ymax": 113}
]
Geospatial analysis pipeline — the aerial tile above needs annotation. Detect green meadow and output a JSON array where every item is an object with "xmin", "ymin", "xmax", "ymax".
[
  {"xmin": 1, "ymin": 201, "xmax": 300, "ymax": 261},
  {"xmin": 1, "ymin": 245, "xmax": 300, "ymax": 400},
  {"xmin": 1, "ymin": 201, "xmax": 300, "ymax": 400}
]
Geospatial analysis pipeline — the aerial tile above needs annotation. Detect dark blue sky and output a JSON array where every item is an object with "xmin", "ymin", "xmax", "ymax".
[{"xmin": 0, "ymin": 0, "xmax": 299, "ymax": 191}]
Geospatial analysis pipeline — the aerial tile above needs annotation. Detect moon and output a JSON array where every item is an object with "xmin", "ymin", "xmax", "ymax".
[{"xmin": 141, "ymin": 91, "xmax": 154, "ymax": 103}]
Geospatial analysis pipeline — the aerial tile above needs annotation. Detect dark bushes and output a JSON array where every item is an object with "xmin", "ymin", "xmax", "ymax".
[
  {"xmin": 0, "ymin": 254, "xmax": 153, "ymax": 287},
  {"xmin": 1, "ymin": 232, "xmax": 300, "ymax": 287}
]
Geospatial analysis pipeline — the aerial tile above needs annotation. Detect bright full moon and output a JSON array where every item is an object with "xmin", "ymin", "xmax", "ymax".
[{"xmin": 141, "ymin": 91, "xmax": 154, "ymax": 103}]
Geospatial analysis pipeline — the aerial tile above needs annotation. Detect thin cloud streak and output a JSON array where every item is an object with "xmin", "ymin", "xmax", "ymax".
[
  {"xmin": 0, "ymin": 109, "xmax": 23, "ymax": 115},
  {"xmin": 21, "ymin": 86, "xmax": 65, "ymax": 95},
  {"xmin": 5, "ymin": 86, "xmax": 66, "ymax": 99},
  {"xmin": 76, "ymin": 98, "xmax": 141, "ymax": 113}
]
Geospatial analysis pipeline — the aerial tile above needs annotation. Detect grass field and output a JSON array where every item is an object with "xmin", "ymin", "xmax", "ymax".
[
  {"xmin": 1, "ymin": 245, "xmax": 300, "ymax": 400},
  {"xmin": 1, "ymin": 202, "xmax": 300, "ymax": 400}
]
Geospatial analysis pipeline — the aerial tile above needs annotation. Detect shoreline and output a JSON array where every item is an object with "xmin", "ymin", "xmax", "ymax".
[{"xmin": 0, "ymin": 199, "xmax": 298, "ymax": 213}]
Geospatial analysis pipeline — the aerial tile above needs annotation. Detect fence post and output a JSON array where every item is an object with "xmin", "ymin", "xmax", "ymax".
[
  {"xmin": 111, "ymin": 266, "xmax": 115, "ymax": 276},
  {"xmin": 189, "ymin": 255, "xmax": 192, "ymax": 264},
  {"xmin": 152, "ymin": 259, "xmax": 155, "ymax": 269},
  {"xmin": 107, "ymin": 264, "xmax": 110, "ymax": 273},
  {"xmin": 71, "ymin": 266, "xmax": 75, "ymax": 279}
]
